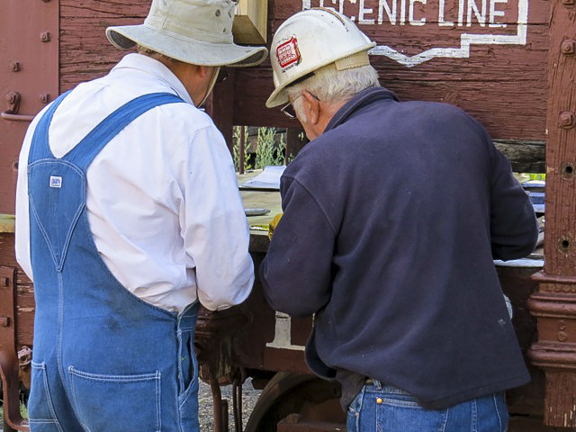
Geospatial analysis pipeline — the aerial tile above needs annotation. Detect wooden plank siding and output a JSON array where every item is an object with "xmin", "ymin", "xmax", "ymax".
[
  {"xmin": 235, "ymin": 0, "xmax": 550, "ymax": 141},
  {"xmin": 59, "ymin": 0, "xmax": 550, "ymax": 141},
  {"xmin": 59, "ymin": 1, "xmax": 148, "ymax": 91}
]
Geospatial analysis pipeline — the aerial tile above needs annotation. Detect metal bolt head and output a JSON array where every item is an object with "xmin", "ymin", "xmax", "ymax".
[
  {"xmin": 561, "ymin": 39, "xmax": 576, "ymax": 55},
  {"xmin": 39, "ymin": 93, "xmax": 50, "ymax": 104},
  {"xmin": 2, "ymin": 277, "xmax": 9, "ymax": 287},
  {"xmin": 11, "ymin": 61, "xmax": 20, "ymax": 72},
  {"xmin": 40, "ymin": 32, "xmax": 51, "ymax": 42},
  {"xmin": 6, "ymin": 92, "xmax": 18, "ymax": 104},
  {"xmin": 0, "ymin": 316, "xmax": 10, "ymax": 327},
  {"xmin": 559, "ymin": 111, "xmax": 576, "ymax": 129}
]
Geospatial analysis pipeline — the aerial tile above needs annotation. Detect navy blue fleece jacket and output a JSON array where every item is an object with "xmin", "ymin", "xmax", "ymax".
[{"xmin": 260, "ymin": 87, "xmax": 538, "ymax": 410}]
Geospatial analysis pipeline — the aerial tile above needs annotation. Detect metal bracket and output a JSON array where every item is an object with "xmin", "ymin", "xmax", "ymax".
[
  {"xmin": 1, "ymin": 91, "xmax": 35, "ymax": 122},
  {"xmin": 0, "ymin": 266, "xmax": 29, "ymax": 430},
  {"xmin": 529, "ymin": 271, "xmax": 576, "ymax": 428}
]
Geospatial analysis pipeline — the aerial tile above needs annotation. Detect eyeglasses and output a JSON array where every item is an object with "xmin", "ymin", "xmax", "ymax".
[
  {"xmin": 280, "ymin": 92, "xmax": 320, "ymax": 119},
  {"xmin": 280, "ymin": 98, "xmax": 299, "ymax": 119}
]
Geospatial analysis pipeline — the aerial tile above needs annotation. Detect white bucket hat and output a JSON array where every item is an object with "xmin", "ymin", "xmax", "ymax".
[{"xmin": 106, "ymin": 0, "xmax": 268, "ymax": 67}]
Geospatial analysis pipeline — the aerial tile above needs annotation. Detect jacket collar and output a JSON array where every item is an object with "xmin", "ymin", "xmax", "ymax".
[{"xmin": 325, "ymin": 87, "xmax": 399, "ymax": 133}]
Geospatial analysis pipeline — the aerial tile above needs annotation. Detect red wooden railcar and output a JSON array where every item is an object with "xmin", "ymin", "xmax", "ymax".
[{"xmin": 1, "ymin": 1, "xmax": 575, "ymax": 431}]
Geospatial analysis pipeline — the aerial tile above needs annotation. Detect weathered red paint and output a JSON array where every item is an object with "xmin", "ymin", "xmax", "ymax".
[
  {"xmin": 525, "ymin": 0, "xmax": 576, "ymax": 426},
  {"xmin": 235, "ymin": 0, "xmax": 549, "ymax": 141},
  {"xmin": 0, "ymin": 0, "xmax": 574, "ymax": 430},
  {"xmin": 0, "ymin": 0, "xmax": 59, "ymax": 215}
]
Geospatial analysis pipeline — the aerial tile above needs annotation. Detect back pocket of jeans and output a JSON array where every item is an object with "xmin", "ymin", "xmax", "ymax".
[
  {"xmin": 28, "ymin": 362, "xmax": 61, "ymax": 430},
  {"xmin": 68, "ymin": 366, "xmax": 161, "ymax": 432}
]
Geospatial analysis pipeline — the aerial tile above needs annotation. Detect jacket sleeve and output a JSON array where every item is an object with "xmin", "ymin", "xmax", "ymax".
[
  {"xmin": 183, "ymin": 125, "xmax": 254, "ymax": 311},
  {"xmin": 489, "ymin": 142, "xmax": 539, "ymax": 261},
  {"xmin": 260, "ymin": 175, "xmax": 335, "ymax": 317}
]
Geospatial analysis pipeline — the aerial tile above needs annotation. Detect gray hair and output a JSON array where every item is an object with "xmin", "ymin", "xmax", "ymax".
[
  {"xmin": 286, "ymin": 64, "xmax": 380, "ymax": 105},
  {"xmin": 286, "ymin": 64, "xmax": 380, "ymax": 122}
]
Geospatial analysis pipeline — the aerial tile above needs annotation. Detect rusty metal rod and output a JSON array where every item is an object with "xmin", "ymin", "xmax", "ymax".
[
  {"xmin": 1, "ymin": 111, "xmax": 34, "ymax": 122},
  {"xmin": 209, "ymin": 374, "xmax": 224, "ymax": 432},
  {"xmin": 233, "ymin": 378, "xmax": 243, "ymax": 432}
]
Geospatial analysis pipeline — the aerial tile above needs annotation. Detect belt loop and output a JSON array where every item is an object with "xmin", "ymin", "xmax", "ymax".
[{"xmin": 366, "ymin": 378, "xmax": 384, "ymax": 390}]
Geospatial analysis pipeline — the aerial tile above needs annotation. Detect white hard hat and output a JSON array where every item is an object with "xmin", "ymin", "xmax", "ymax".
[{"xmin": 266, "ymin": 8, "xmax": 376, "ymax": 108}]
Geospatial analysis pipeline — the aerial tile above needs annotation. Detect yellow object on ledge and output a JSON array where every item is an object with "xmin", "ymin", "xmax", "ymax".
[
  {"xmin": 0, "ymin": 214, "xmax": 15, "ymax": 234},
  {"xmin": 268, "ymin": 213, "xmax": 283, "ymax": 240},
  {"xmin": 238, "ymin": 170, "xmax": 282, "ymax": 237}
]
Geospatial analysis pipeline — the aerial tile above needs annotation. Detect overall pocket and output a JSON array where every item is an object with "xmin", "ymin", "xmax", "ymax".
[
  {"xmin": 68, "ymin": 366, "xmax": 161, "ymax": 432},
  {"xmin": 27, "ymin": 362, "xmax": 63, "ymax": 431},
  {"xmin": 177, "ymin": 330, "xmax": 200, "ymax": 430}
]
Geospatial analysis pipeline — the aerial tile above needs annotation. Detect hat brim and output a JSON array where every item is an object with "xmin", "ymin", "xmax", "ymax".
[{"xmin": 106, "ymin": 24, "xmax": 268, "ymax": 68}]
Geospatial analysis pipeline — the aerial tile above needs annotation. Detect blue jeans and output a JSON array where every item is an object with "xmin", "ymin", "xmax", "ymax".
[{"xmin": 347, "ymin": 382, "xmax": 509, "ymax": 432}]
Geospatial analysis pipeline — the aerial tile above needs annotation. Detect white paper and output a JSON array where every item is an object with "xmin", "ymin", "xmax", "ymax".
[{"xmin": 241, "ymin": 166, "xmax": 286, "ymax": 190}]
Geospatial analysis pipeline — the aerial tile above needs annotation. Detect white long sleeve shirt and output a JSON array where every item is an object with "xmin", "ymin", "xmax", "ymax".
[{"xmin": 15, "ymin": 53, "xmax": 254, "ymax": 312}]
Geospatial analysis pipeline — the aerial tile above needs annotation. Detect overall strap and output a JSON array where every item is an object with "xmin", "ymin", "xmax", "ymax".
[
  {"xmin": 28, "ymin": 91, "xmax": 72, "ymax": 163},
  {"xmin": 64, "ymin": 92, "xmax": 184, "ymax": 170}
]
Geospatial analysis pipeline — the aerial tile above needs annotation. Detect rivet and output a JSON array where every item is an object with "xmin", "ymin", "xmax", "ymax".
[
  {"xmin": 561, "ymin": 39, "xmax": 575, "ymax": 55},
  {"xmin": 376, "ymin": 398, "xmax": 383, "ymax": 404},
  {"xmin": 215, "ymin": 9, "xmax": 221, "ymax": 16},
  {"xmin": 559, "ymin": 111, "xmax": 576, "ymax": 129},
  {"xmin": 0, "ymin": 316, "xmax": 10, "ymax": 327},
  {"xmin": 558, "ymin": 331, "xmax": 568, "ymax": 342},
  {"xmin": 39, "ymin": 93, "xmax": 50, "ymax": 104},
  {"xmin": 11, "ymin": 61, "xmax": 20, "ymax": 72},
  {"xmin": 40, "ymin": 32, "xmax": 51, "ymax": 42},
  {"xmin": 2, "ymin": 277, "xmax": 9, "ymax": 287}
]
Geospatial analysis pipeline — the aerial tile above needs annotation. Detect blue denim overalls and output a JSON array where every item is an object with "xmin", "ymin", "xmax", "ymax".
[{"xmin": 26, "ymin": 91, "xmax": 201, "ymax": 432}]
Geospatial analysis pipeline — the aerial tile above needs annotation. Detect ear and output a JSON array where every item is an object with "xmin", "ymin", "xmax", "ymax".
[
  {"xmin": 302, "ymin": 90, "xmax": 321, "ymax": 125},
  {"xmin": 196, "ymin": 65, "xmax": 210, "ymax": 78}
]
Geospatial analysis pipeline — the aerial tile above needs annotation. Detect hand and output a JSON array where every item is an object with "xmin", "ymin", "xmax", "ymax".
[{"xmin": 268, "ymin": 213, "xmax": 283, "ymax": 240}]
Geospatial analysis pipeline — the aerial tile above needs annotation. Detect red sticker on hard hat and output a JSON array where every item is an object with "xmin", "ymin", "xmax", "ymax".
[{"xmin": 277, "ymin": 37, "xmax": 300, "ymax": 69}]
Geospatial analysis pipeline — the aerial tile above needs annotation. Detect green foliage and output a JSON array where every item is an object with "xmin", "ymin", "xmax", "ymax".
[
  {"xmin": 255, "ymin": 127, "xmax": 286, "ymax": 169},
  {"xmin": 232, "ymin": 126, "xmax": 287, "ymax": 172},
  {"xmin": 233, "ymin": 126, "xmax": 252, "ymax": 173},
  {"xmin": 515, "ymin": 173, "xmax": 546, "ymax": 183}
]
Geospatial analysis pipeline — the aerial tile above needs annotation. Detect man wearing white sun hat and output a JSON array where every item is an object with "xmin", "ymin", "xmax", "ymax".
[
  {"xmin": 15, "ymin": 1, "xmax": 266, "ymax": 430},
  {"xmin": 260, "ymin": 7, "xmax": 538, "ymax": 432}
]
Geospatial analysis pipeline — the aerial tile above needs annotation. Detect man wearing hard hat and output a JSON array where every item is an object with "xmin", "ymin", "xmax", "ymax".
[
  {"xmin": 260, "ymin": 8, "xmax": 538, "ymax": 432},
  {"xmin": 15, "ymin": 0, "xmax": 266, "ymax": 430}
]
